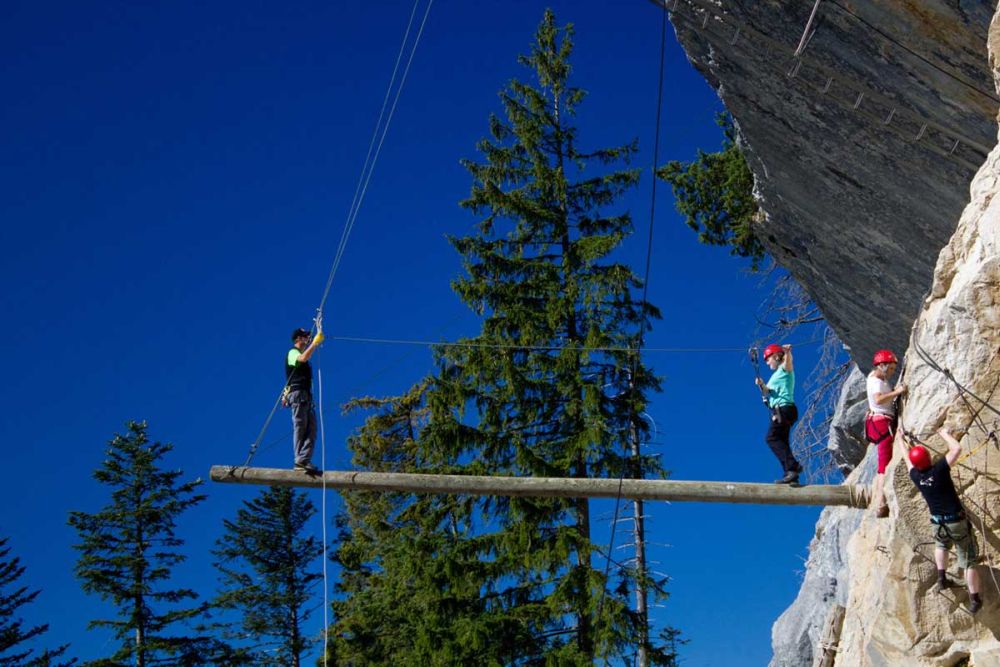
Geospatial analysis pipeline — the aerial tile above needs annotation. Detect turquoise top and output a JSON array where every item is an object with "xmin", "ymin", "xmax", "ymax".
[{"xmin": 767, "ymin": 367, "xmax": 795, "ymax": 408}]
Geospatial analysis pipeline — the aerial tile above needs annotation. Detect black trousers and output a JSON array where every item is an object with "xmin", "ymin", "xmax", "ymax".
[{"xmin": 766, "ymin": 404, "xmax": 800, "ymax": 473}]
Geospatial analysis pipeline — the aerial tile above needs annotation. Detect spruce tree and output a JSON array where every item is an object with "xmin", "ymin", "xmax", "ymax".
[
  {"xmin": 432, "ymin": 9, "xmax": 668, "ymax": 663},
  {"xmin": 0, "ymin": 537, "xmax": 75, "ymax": 666},
  {"xmin": 68, "ymin": 421, "xmax": 227, "ymax": 666},
  {"xmin": 657, "ymin": 113, "xmax": 764, "ymax": 269},
  {"xmin": 331, "ymin": 381, "xmax": 521, "ymax": 665},
  {"xmin": 332, "ymin": 12, "xmax": 680, "ymax": 664},
  {"xmin": 211, "ymin": 488, "xmax": 322, "ymax": 666}
]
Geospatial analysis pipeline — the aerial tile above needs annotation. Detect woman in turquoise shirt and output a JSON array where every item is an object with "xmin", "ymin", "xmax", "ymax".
[{"xmin": 755, "ymin": 343, "xmax": 801, "ymax": 485}]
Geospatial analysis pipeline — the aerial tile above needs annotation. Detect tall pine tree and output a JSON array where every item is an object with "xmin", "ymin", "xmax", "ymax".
[
  {"xmin": 68, "ymin": 421, "xmax": 229, "ymax": 666},
  {"xmin": 437, "ymin": 9, "xmax": 669, "ymax": 663},
  {"xmin": 0, "ymin": 537, "xmax": 75, "ymax": 666},
  {"xmin": 332, "ymin": 380, "xmax": 543, "ymax": 665},
  {"xmin": 332, "ymin": 12, "xmax": 680, "ymax": 664},
  {"xmin": 212, "ymin": 488, "xmax": 322, "ymax": 666}
]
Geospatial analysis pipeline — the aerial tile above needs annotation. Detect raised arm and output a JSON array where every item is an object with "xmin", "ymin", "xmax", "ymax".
[
  {"xmin": 873, "ymin": 383, "xmax": 907, "ymax": 405},
  {"xmin": 939, "ymin": 428, "xmax": 963, "ymax": 466},
  {"xmin": 299, "ymin": 328, "xmax": 325, "ymax": 363},
  {"xmin": 782, "ymin": 344, "xmax": 793, "ymax": 372}
]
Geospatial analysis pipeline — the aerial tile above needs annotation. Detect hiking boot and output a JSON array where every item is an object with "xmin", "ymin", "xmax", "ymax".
[
  {"xmin": 875, "ymin": 505, "xmax": 890, "ymax": 519},
  {"xmin": 933, "ymin": 578, "xmax": 953, "ymax": 593},
  {"xmin": 968, "ymin": 595, "xmax": 983, "ymax": 614},
  {"xmin": 775, "ymin": 471, "xmax": 800, "ymax": 485},
  {"xmin": 294, "ymin": 461, "xmax": 320, "ymax": 475}
]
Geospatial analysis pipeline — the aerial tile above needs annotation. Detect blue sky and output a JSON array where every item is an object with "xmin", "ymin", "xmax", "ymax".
[{"xmin": 1, "ymin": 1, "xmax": 834, "ymax": 664}]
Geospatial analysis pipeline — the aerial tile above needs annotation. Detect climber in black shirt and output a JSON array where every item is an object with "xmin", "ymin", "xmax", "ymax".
[
  {"xmin": 284, "ymin": 324, "xmax": 325, "ymax": 474},
  {"xmin": 905, "ymin": 428, "xmax": 981, "ymax": 614}
]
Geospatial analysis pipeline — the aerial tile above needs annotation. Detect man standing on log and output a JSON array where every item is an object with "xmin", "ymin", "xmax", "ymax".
[
  {"xmin": 905, "ymin": 428, "xmax": 982, "ymax": 614},
  {"xmin": 755, "ymin": 343, "xmax": 802, "ymax": 485},
  {"xmin": 284, "ymin": 323, "xmax": 324, "ymax": 474}
]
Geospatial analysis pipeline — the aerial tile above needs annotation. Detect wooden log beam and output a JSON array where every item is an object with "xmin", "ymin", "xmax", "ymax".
[{"xmin": 209, "ymin": 466, "xmax": 870, "ymax": 509}]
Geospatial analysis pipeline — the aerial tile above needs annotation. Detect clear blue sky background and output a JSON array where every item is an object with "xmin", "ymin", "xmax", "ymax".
[{"xmin": 1, "ymin": 1, "xmax": 833, "ymax": 664}]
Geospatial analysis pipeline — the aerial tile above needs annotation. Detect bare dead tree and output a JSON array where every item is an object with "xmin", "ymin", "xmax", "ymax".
[{"xmin": 751, "ymin": 267, "xmax": 851, "ymax": 482}]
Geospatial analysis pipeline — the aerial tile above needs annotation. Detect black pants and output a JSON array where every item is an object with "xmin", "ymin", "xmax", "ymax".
[{"xmin": 766, "ymin": 404, "xmax": 800, "ymax": 473}]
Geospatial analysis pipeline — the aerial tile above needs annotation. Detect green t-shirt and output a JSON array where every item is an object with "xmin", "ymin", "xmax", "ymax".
[
  {"xmin": 287, "ymin": 348, "xmax": 302, "ymax": 366},
  {"xmin": 766, "ymin": 367, "xmax": 795, "ymax": 408}
]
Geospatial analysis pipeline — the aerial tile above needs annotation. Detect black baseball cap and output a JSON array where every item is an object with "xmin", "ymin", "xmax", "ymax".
[{"xmin": 291, "ymin": 328, "xmax": 311, "ymax": 342}]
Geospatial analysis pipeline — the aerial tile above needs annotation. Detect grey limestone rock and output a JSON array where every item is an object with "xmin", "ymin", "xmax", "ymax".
[
  {"xmin": 827, "ymin": 365, "xmax": 868, "ymax": 475},
  {"xmin": 668, "ymin": 0, "xmax": 998, "ymax": 366},
  {"xmin": 768, "ymin": 448, "xmax": 876, "ymax": 667},
  {"xmin": 666, "ymin": 1, "xmax": 1000, "ymax": 663}
]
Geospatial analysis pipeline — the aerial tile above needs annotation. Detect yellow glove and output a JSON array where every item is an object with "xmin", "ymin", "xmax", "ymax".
[{"xmin": 313, "ymin": 330, "xmax": 325, "ymax": 346}]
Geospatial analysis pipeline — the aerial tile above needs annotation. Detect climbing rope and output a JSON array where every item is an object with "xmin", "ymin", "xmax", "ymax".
[
  {"xmin": 973, "ymin": 431, "xmax": 1000, "ymax": 603},
  {"xmin": 909, "ymin": 326, "xmax": 1000, "ymax": 429},
  {"xmin": 748, "ymin": 346, "xmax": 772, "ymax": 411},
  {"xmin": 229, "ymin": 5, "xmax": 436, "ymax": 655},
  {"xmin": 317, "ymin": 365, "xmax": 330, "ymax": 664},
  {"xmin": 240, "ymin": 311, "xmax": 323, "ymax": 469},
  {"xmin": 317, "ymin": 0, "xmax": 435, "ymax": 316},
  {"xmin": 239, "ymin": 0, "xmax": 434, "ymax": 469},
  {"xmin": 327, "ymin": 334, "xmax": 824, "ymax": 353},
  {"xmin": 905, "ymin": 325, "xmax": 1000, "ymax": 604}
]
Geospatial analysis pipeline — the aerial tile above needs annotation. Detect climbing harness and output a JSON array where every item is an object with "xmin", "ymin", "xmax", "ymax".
[
  {"xmin": 864, "ymin": 412, "xmax": 896, "ymax": 446},
  {"xmin": 239, "ymin": 312, "xmax": 324, "ymax": 471},
  {"xmin": 930, "ymin": 512, "xmax": 972, "ymax": 545}
]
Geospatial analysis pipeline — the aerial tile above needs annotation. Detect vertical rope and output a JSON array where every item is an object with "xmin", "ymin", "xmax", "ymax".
[
  {"xmin": 316, "ymin": 0, "xmax": 436, "ymax": 316},
  {"xmin": 317, "ymin": 365, "xmax": 330, "ymax": 665},
  {"xmin": 977, "ymin": 435, "xmax": 1000, "ymax": 600},
  {"xmin": 242, "ymin": 0, "xmax": 436, "ymax": 468}
]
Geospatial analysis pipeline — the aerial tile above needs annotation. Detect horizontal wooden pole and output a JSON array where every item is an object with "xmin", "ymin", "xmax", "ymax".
[{"xmin": 210, "ymin": 466, "xmax": 870, "ymax": 509}]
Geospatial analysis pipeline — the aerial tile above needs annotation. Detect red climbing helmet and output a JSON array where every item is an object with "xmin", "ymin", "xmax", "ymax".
[
  {"xmin": 763, "ymin": 344, "xmax": 784, "ymax": 360},
  {"xmin": 908, "ymin": 445, "xmax": 932, "ymax": 471},
  {"xmin": 873, "ymin": 349, "xmax": 898, "ymax": 366}
]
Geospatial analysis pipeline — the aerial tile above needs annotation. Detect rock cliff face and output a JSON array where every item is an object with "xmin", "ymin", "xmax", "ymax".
[
  {"xmin": 831, "ymin": 77, "xmax": 1000, "ymax": 663},
  {"xmin": 770, "ymin": 458, "xmax": 873, "ymax": 667},
  {"xmin": 669, "ymin": 1, "xmax": 1000, "ymax": 664},
  {"xmin": 668, "ymin": 0, "xmax": 997, "ymax": 364},
  {"xmin": 828, "ymin": 367, "xmax": 868, "ymax": 475}
]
